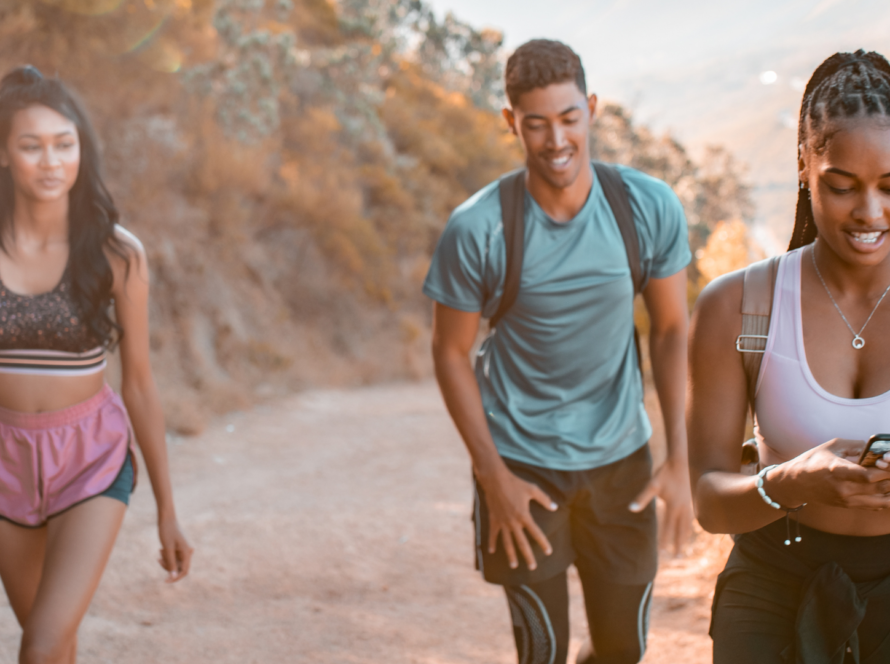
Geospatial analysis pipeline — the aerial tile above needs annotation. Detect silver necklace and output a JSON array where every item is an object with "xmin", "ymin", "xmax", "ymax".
[{"xmin": 811, "ymin": 246, "xmax": 890, "ymax": 350}]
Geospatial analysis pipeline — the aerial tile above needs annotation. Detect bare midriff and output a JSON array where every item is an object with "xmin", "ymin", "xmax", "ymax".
[
  {"xmin": 0, "ymin": 371, "xmax": 106, "ymax": 413},
  {"xmin": 757, "ymin": 443, "xmax": 890, "ymax": 536}
]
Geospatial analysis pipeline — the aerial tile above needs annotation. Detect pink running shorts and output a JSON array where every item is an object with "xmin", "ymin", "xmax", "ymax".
[{"xmin": 0, "ymin": 384, "xmax": 134, "ymax": 527}]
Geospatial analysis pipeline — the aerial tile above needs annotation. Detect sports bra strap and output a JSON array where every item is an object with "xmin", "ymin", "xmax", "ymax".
[{"xmin": 736, "ymin": 256, "xmax": 780, "ymax": 409}]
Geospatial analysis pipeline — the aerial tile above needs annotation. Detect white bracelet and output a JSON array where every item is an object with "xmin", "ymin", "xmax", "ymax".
[{"xmin": 755, "ymin": 465, "xmax": 783, "ymax": 510}]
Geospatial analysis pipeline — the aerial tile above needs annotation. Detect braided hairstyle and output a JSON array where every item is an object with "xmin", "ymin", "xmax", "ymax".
[
  {"xmin": 0, "ymin": 66, "xmax": 131, "ymax": 348},
  {"xmin": 788, "ymin": 50, "xmax": 890, "ymax": 251}
]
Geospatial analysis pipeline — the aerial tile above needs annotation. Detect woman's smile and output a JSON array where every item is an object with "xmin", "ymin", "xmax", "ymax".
[{"xmin": 845, "ymin": 227, "xmax": 888, "ymax": 251}]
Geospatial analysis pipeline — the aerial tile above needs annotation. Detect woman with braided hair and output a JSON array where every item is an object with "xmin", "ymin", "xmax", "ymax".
[
  {"xmin": 689, "ymin": 50, "xmax": 890, "ymax": 663},
  {"xmin": 0, "ymin": 66, "xmax": 192, "ymax": 662}
]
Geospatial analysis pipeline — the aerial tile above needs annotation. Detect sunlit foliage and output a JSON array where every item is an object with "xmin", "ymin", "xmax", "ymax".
[
  {"xmin": 696, "ymin": 220, "xmax": 764, "ymax": 286},
  {"xmin": 590, "ymin": 103, "xmax": 753, "ymax": 265}
]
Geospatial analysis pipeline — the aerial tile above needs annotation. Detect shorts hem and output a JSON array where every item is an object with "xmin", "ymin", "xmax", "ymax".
[
  {"xmin": 0, "ymin": 452, "xmax": 133, "ymax": 528},
  {"xmin": 477, "ymin": 553, "xmax": 576, "ymax": 587}
]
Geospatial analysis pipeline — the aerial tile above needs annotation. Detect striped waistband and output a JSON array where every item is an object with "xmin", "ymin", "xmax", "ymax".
[{"xmin": 0, "ymin": 346, "xmax": 107, "ymax": 376}]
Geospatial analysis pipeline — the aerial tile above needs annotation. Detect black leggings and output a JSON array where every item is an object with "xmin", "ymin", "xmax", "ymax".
[{"xmin": 505, "ymin": 570, "xmax": 652, "ymax": 664}]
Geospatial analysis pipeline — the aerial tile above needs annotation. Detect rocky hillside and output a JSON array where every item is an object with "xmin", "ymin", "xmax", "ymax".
[{"xmin": 0, "ymin": 0, "xmax": 751, "ymax": 432}]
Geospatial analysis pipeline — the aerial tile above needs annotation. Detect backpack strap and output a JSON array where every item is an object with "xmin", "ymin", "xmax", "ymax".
[
  {"xmin": 593, "ymin": 162, "xmax": 645, "ymax": 381},
  {"xmin": 490, "ymin": 163, "xmax": 644, "ymax": 360},
  {"xmin": 593, "ymin": 162, "xmax": 645, "ymax": 295},
  {"xmin": 489, "ymin": 169, "xmax": 526, "ymax": 330},
  {"xmin": 736, "ymin": 256, "xmax": 780, "ymax": 409}
]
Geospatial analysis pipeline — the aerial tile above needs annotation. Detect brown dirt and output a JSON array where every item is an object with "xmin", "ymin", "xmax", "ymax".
[{"xmin": 0, "ymin": 381, "xmax": 731, "ymax": 663}]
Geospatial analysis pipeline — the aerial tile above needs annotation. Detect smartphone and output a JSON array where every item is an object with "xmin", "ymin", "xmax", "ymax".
[{"xmin": 858, "ymin": 434, "xmax": 890, "ymax": 467}]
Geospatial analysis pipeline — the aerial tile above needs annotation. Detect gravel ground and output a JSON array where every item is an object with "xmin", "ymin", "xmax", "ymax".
[{"xmin": 0, "ymin": 381, "xmax": 731, "ymax": 663}]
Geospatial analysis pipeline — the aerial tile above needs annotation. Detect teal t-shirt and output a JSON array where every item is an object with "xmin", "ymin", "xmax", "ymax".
[{"xmin": 423, "ymin": 164, "xmax": 691, "ymax": 470}]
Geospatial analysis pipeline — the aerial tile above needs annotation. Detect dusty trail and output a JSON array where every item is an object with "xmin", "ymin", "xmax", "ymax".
[{"xmin": 0, "ymin": 381, "xmax": 730, "ymax": 663}]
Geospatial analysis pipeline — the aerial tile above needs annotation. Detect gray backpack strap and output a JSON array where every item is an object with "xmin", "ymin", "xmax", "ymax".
[
  {"xmin": 736, "ymin": 256, "xmax": 780, "ymax": 408},
  {"xmin": 490, "ymin": 169, "xmax": 526, "ymax": 330}
]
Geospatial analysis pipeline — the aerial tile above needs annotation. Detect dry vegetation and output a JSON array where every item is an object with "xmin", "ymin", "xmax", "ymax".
[{"xmin": 0, "ymin": 0, "xmax": 754, "ymax": 433}]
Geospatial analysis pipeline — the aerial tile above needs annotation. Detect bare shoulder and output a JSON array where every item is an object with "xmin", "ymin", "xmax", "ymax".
[
  {"xmin": 108, "ymin": 224, "xmax": 146, "ymax": 265},
  {"xmin": 112, "ymin": 224, "xmax": 145, "ymax": 253},
  {"xmin": 694, "ymin": 269, "xmax": 744, "ymax": 321},
  {"xmin": 106, "ymin": 225, "xmax": 148, "ymax": 287},
  {"xmin": 691, "ymin": 269, "xmax": 746, "ymax": 348}
]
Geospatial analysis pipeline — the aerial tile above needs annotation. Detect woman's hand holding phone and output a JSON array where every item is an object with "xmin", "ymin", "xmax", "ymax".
[
  {"xmin": 764, "ymin": 438, "xmax": 890, "ymax": 511},
  {"xmin": 859, "ymin": 434, "xmax": 890, "ymax": 469}
]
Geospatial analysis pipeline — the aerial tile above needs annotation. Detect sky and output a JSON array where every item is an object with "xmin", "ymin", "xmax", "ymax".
[
  {"xmin": 423, "ymin": 0, "xmax": 890, "ymax": 248},
  {"xmin": 424, "ymin": 0, "xmax": 890, "ymax": 113}
]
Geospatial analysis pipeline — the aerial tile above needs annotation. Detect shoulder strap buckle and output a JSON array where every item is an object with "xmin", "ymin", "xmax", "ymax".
[
  {"xmin": 738, "ymin": 256, "xmax": 780, "ymax": 406},
  {"xmin": 736, "ymin": 334, "xmax": 769, "ymax": 353}
]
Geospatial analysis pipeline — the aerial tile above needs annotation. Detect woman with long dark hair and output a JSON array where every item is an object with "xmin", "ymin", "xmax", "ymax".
[
  {"xmin": 689, "ymin": 50, "xmax": 890, "ymax": 663},
  {"xmin": 0, "ymin": 66, "xmax": 192, "ymax": 662}
]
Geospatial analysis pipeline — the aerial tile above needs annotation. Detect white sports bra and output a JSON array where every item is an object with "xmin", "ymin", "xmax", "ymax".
[{"xmin": 754, "ymin": 247, "xmax": 890, "ymax": 466}]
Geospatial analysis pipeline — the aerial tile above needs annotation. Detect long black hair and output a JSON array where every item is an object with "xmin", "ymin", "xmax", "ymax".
[
  {"xmin": 0, "ymin": 66, "xmax": 131, "ymax": 347},
  {"xmin": 787, "ymin": 50, "xmax": 890, "ymax": 251}
]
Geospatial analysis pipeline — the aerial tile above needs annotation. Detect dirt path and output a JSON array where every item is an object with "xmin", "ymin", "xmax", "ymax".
[{"xmin": 0, "ymin": 381, "xmax": 731, "ymax": 663}]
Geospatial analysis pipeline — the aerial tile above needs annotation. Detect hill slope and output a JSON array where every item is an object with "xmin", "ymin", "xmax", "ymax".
[{"xmin": 0, "ymin": 0, "xmax": 749, "ymax": 431}]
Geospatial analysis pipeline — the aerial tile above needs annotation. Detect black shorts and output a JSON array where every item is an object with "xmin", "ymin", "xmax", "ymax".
[
  {"xmin": 473, "ymin": 444, "xmax": 658, "ymax": 587},
  {"xmin": 711, "ymin": 520, "xmax": 890, "ymax": 663}
]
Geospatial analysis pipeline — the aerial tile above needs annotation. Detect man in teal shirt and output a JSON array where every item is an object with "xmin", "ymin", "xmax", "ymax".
[{"xmin": 425, "ymin": 39, "xmax": 692, "ymax": 664}]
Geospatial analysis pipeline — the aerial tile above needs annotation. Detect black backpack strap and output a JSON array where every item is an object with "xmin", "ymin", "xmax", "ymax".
[
  {"xmin": 490, "ymin": 169, "xmax": 526, "ymax": 329},
  {"xmin": 593, "ymin": 162, "xmax": 645, "ymax": 380},
  {"xmin": 593, "ymin": 162, "xmax": 644, "ymax": 295},
  {"xmin": 490, "ymin": 164, "xmax": 643, "ymax": 340}
]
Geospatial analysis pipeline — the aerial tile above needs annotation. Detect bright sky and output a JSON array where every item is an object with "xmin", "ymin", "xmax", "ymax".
[{"xmin": 424, "ymin": 0, "xmax": 890, "ymax": 124}]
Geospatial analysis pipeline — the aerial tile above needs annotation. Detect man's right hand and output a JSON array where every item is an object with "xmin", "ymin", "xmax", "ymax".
[
  {"xmin": 431, "ymin": 303, "xmax": 558, "ymax": 570},
  {"xmin": 481, "ymin": 468, "xmax": 558, "ymax": 571}
]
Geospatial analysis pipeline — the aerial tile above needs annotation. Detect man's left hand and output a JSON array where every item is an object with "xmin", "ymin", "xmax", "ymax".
[{"xmin": 629, "ymin": 456, "xmax": 694, "ymax": 556}]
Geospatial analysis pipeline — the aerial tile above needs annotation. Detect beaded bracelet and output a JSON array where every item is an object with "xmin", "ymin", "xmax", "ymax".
[
  {"xmin": 755, "ymin": 464, "xmax": 783, "ymax": 509},
  {"xmin": 755, "ymin": 464, "xmax": 807, "ymax": 545}
]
